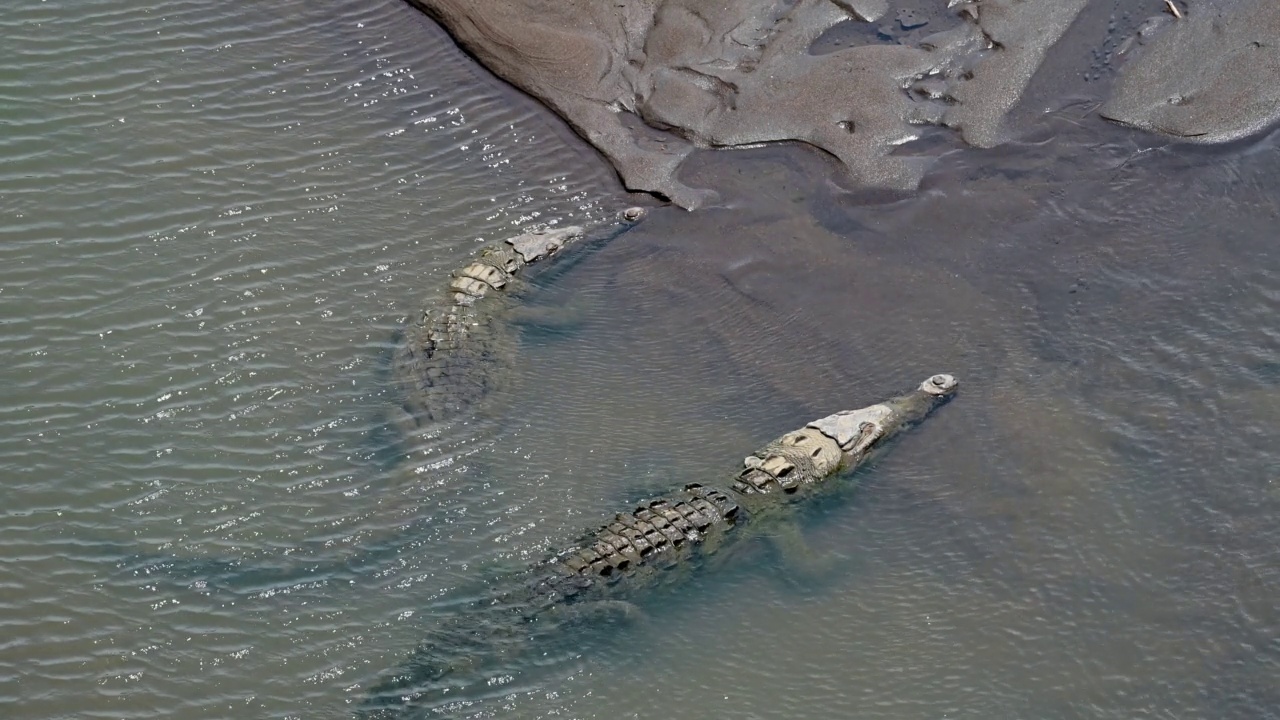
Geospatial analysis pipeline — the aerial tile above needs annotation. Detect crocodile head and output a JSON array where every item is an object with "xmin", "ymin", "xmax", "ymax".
[
  {"xmin": 806, "ymin": 373, "xmax": 958, "ymax": 467},
  {"xmin": 736, "ymin": 375, "xmax": 957, "ymax": 497},
  {"xmin": 505, "ymin": 226, "xmax": 585, "ymax": 263}
]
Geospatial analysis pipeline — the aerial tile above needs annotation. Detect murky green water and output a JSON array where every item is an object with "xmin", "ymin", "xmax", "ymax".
[{"xmin": 2, "ymin": 1, "xmax": 1276, "ymax": 719}]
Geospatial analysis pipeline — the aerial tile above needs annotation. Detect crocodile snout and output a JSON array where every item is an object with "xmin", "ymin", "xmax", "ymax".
[{"xmin": 921, "ymin": 373, "xmax": 958, "ymax": 396}]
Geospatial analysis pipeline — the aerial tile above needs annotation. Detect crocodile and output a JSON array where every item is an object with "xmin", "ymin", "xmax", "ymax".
[
  {"xmin": 361, "ymin": 373, "xmax": 959, "ymax": 715},
  {"xmin": 391, "ymin": 207, "xmax": 647, "ymax": 434},
  {"xmin": 107, "ymin": 210, "xmax": 654, "ymax": 593}
]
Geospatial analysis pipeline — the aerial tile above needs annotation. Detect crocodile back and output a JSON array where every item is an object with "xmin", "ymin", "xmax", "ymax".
[{"xmin": 544, "ymin": 484, "xmax": 744, "ymax": 585}]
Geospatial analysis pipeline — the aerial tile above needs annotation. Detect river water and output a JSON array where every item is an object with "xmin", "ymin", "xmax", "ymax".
[{"xmin": 2, "ymin": 1, "xmax": 1276, "ymax": 719}]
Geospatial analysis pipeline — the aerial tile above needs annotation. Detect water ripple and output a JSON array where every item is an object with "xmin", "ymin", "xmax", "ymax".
[
  {"xmin": 0, "ymin": 0, "xmax": 624, "ymax": 716},
  {"xmin": 4, "ymin": 1, "xmax": 1280, "ymax": 719}
]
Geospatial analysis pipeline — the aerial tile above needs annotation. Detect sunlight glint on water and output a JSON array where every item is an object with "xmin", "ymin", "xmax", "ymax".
[{"xmin": 1, "ymin": 1, "xmax": 1277, "ymax": 719}]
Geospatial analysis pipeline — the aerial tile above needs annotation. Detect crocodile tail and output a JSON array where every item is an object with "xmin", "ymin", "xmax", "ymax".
[
  {"xmin": 356, "ymin": 603, "xmax": 538, "ymax": 718},
  {"xmin": 358, "ymin": 643, "xmax": 460, "ymax": 717}
]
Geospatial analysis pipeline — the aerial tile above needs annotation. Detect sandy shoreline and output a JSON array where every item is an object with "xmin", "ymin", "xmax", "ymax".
[{"xmin": 405, "ymin": 0, "xmax": 1280, "ymax": 208}]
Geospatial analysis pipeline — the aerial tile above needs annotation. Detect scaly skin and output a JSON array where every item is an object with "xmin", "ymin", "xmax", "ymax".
[
  {"xmin": 392, "ymin": 209, "xmax": 646, "ymax": 431},
  {"xmin": 362, "ymin": 374, "xmax": 959, "ymax": 714}
]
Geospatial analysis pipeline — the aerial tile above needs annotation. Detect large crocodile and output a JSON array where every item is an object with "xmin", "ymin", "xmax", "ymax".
[
  {"xmin": 107, "ymin": 211, "xmax": 652, "ymax": 593},
  {"xmin": 361, "ymin": 373, "xmax": 959, "ymax": 715},
  {"xmin": 391, "ymin": 207, "xmax": 646, "ymax": 434}
]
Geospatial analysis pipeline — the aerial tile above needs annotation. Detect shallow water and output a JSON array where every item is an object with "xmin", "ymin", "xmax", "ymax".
[{"xmin": 2, "ymin": 1, "xmax": 1277, "ymax": 719}]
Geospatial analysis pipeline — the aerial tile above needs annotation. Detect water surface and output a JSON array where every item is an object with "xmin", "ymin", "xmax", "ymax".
[{"xmin": 1, "ymin": 1, "xmax": 1277, "ymax": 719}]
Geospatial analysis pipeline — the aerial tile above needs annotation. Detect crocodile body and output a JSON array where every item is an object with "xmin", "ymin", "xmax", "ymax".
[
  {"xmin": 363, "ymin": 374, "xmax": 959, "ymax": 714},
  {"xmin": 391, "ymin": 209, "xmax": 645, "ymax": 431}
]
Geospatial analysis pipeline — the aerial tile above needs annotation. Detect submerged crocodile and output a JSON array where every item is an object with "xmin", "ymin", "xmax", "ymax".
[
  {"xmin": 392, "ymin": 207, "xmax": 646, "ymax": 433},
  {"xmin": 362, "ymin": 373, "xmax": 959, "ymax": 714},
  {"xmin": 110, "ymin": 211, "xmax": 653, "ymax": 591}
]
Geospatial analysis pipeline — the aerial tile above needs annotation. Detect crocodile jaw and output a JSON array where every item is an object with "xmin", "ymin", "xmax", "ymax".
[
  {"xmin": 808, "ymin": 373, "xmax": 958, "ymax": 464},
  {"xmin": 506, "ymin": 226, "xmax": 584, "ymax": 262},
  {"xmin": 807, "ymin": 404, "xmax": 894, "ymax": 455}
]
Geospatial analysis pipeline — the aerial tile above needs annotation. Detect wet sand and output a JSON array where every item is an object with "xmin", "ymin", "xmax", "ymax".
[{"xmin": 408, "ymin": 0, "xmax": 1280, "ymax": 208}]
